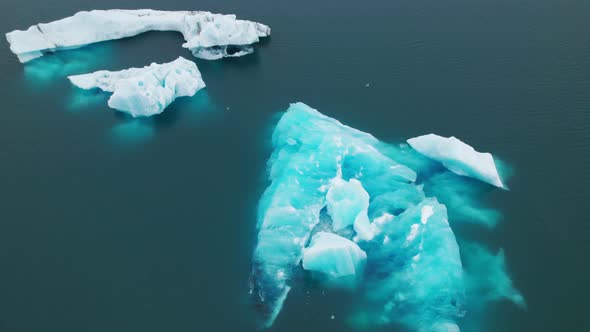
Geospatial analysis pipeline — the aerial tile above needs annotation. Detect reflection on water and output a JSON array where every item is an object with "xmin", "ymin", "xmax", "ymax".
[
  {"xmin": 67, "ymin": 88, "xmax": 109, "ymax": 112},
  {"xmin": 173, "ymin": 89, "xmax": 219, "ymax": 121},
  {"xmin": 108, "ymin": 89, "xmax": 217, "ymax": 146},
  {"xmin": 494, "ymin": 158, "xmax": 514, "ymax": 190},
  {"xmin": 23, "ymin": 43, "xmax": 113, "ymax": 85},
  {"xmin": 109, "ymin": 118, "xmax": 156, "ymax": 146}
]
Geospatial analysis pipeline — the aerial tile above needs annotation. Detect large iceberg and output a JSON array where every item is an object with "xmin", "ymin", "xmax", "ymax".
[
  {"xmin": 68, "ymin": 57, "xmax": 205, "ymax": 117},
  {"xmin": 249, "ymin": 103, "xmax": 523, "ymax": 330},
  {"xmin": 407, "ymin": 134, "xmax": 505, "ymax": 188},
  {"xmin": 6, "ymin": 9, "xmax": 271, "ymax": 63}
]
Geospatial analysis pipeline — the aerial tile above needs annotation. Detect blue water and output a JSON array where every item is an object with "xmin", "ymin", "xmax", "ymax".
[{"xmin": 0, "ymin": 0, "xmax": 589, "ymax": 331}]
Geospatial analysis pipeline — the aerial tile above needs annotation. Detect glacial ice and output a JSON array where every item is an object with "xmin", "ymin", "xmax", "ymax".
[
  {"xmin": 407, "ymin": 134, "xmax": 505, "ymax": 188},
  {"xmin": 326, "ymin": 179, "xmax": 373, "ymax": 240},
  {"xmin": 250, "ymin": 102, "xmax": 417, "ymax": 327},
  {"xmin": 6, "ymin": 9, "xmax": 271, "ymax": 63},
  {"xmin": 250, "ymin": 103, "xmax": 523, "ymax": 331},
  {"xmin": 68, "ymin": 57, "xmax": 205, "ymax": 117},
  {"xmin": 302, "ymin": 232, "xmax": 367, "ymax": 281}
]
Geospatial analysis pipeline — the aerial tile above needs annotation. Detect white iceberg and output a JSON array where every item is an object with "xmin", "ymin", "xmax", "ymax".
[
  {"xmin": 68, "ymin": 57, "xmax": 205, "ymax": 117},
  {"xmin": 407, "ymin": 134, "xmax": 505, "ymax": 188},
  {"xmin": 6, "ymin": 9, "xmax": 271, "ymax": 63},
  {"xmin": 302, "ymin": 232, "xmax": 367, "ymax": 280}
]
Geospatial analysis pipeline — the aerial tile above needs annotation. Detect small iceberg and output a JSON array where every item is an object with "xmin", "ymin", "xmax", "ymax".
[
  {"xmin": 6, "ymin": 9, "xmax": 271, "ymax": 63},
  {"xmin": 407, "ymin": 134, "xmax": 505, "ymax": 188},
  {"xmin": 68, "ymin": 57, "xmax": 205, "ymax": 117}
]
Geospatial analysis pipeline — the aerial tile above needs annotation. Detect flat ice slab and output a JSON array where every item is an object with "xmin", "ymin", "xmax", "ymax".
[
  {"xmin": 407, "ymin": 134, "xmax": 505, "ymax": 188},
  {"xmin": 68, "ymin": 57, "xmax": 205, "ymax": 117},
  {"xmin": 6, "ymin": 9, "xmax": 271, "ymax": 63}
]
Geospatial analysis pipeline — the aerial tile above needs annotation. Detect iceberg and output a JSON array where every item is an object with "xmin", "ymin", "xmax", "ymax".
[
  {"xmin": 68, "ymin": 57, "xmax": 205, "ymax": 117},
  {"xmin": 302, "ymin": 232, "xmax": 367, "ymax": 281},
  {"xmin": 250, "ymin": 103, "xmax": 522, "ymax": 331},
  {"xmin": 6, "ymin": 9, "xmax": 271, "ymax": 63},
  {"xmin": 407, "ymin": 134, "xmax": 505, "ymax": 188}
]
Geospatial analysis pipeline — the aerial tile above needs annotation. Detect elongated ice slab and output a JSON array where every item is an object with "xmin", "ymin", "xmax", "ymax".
[
  {"xmin": 6, "ymin": 9, "xmax": 271, "ymax": 63},
  {"xmin": 250, "ymin": 103, "xmax": 523, "ymax": 331},
  {"xmin": 302, "ymin": 232, "xmax": 366, "ymax": 280},
  {"xmin": 68, "ymin": 57, "xmax": 205, "ymax": 117},
  {"xmin": 407, "ymin": 134, "xmax": 505, "ymax": 188}
]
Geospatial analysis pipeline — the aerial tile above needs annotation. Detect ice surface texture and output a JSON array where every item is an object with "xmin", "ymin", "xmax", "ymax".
[
  {"xmin": 250, "ymin": 103, "xmax": 522, "ymax": 331},
  {"xmin": 327, "ymin": 178, "xmax": 373, "ymax": 240},
  {"xmin": 68, "ymin": 57, "xmax": 205, "ymax": 117},
  {"xmin": 407, "ymin": 134, "xmax": 505, "ymax": 188},
  {"xmin": 302, "ymin": 232, "xmax": 366, "ymax": 280},
  {"xmin": 6, "ymin": 9, "xmax": 271, "ymax": 63}
]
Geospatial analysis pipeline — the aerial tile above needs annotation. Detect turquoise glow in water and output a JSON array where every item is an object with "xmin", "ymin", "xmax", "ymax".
[{"xmin": 250, "ymin": 103, "xmax": 522, "ymax": 331}]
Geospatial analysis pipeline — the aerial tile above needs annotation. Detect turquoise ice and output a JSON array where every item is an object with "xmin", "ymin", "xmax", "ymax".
[
  {"xmin": 249, "ymin": 103, "xmax": 522, "ymax": 330},
  {"xmin": 302, "ymin": 232, "xmax": 367, "ymax": 281},
  {"xmin": 356, "ymin": 199, "xmax": 464, "ymax": 331},
  {"xmin": 326, "ymin": 178, "xmax": 373, "ymax": 240}
]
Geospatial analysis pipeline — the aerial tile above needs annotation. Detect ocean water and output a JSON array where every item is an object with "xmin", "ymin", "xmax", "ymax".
[{"xmin": 0, "ymin": 0, "xmax": 589, "ymax": 331}]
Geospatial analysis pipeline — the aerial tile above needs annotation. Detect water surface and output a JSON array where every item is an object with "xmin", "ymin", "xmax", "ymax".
[{"xmin": 0, "ymin": 0, "xmax": 588, "ymax": 331}]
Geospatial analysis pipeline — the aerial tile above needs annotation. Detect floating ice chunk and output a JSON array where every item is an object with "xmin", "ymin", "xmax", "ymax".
[
  {"xmin": 326, "ymin": 178, "xmax": 373, "ymax": 240},
  {"xmin": 6, "ymin": 9, "xmax": 271, "ymax": 63},
  {"xmin": 68, "ymin": 57, "xmax": 205, "ymax": 117},
  {"xmin": 407, "ymin": 134, "xmax": 505, "ymax": 188},
  {"xmin": 302, "ymin": 232, "xmax": 367, "ymax": 280}
]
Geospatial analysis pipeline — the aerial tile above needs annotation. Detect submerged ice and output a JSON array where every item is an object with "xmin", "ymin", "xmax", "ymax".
[
  {"xmin": 6, "ymin": 9, "xmax": 270, "ymax": 63},
  {"xmin": 250, "ymin": 103, "xmax": 523, "ymax": 331},
  {"xmin": 68, "ymin": 57, "xmax": 205, "ymax": 117},
  {"xmin": 356, "ymin": 198, "xmax": 465, "ymax": 331}
]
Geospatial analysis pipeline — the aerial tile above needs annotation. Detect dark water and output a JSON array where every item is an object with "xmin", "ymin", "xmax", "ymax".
[{"xmin": 0, "ymin": 0, "xmax": 589, "ymax": 331}]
